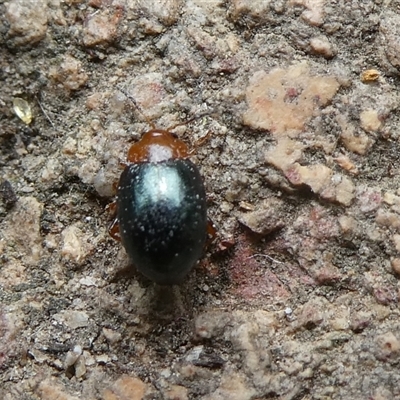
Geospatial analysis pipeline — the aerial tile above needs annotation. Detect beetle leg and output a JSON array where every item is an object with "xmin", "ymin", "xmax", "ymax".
[
  {"xmin": 106, "ymin": 201, "xmax": 121, "ymax": 241},
  {"xmin": 207, "ymin": 219, "xmax": 217, "ymax": 241},
  {"xmin": 195, "ymin": 129, "xmax": 213, "ymax": 147},
  {"xmin": 108, "ymin": 217, "xmax": 121, "ymax": 241},
  {"xmin": 188, "ymin": 130, "xmax": 213, "ymax": 156},
  {"xmin": 113, "ymin": 180, "xmax": 119, "ymax": 192},
  {"xmin": 206, "ymin": 220, "xmax": 235, "ymax": 252}
]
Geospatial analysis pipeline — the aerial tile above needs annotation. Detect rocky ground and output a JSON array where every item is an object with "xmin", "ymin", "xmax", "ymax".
[{"xmin": 1, "ymin": 0, "xmax": 400, "ymax": 399}]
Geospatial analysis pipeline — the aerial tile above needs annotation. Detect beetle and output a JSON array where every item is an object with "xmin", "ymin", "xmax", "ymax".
[{"xmin": 109, "ymin": 103, "xmax": 208, "ymax": 285}]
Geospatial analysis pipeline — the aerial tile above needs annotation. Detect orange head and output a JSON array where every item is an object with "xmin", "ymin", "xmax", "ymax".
[{"xmin": 127, "ymin": 129, "xmax": 189, "ymax": 163}]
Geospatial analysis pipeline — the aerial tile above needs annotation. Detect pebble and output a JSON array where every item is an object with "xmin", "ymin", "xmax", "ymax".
[
  {"xmin": 373, "ymin": 285, "xmax": 398, "ymax": 306},
  {"xmin": 289, "ymin": 0, "xmax": 325, "ymax": 26},
  {"xmin": 123, "ymin": 73, "xmax": 170, "ymax": 121},
  {"xmin": 53, "ymin": 310, "xmax": 89, "ymax": 329},
  {"xmin": 333, "ymin": 154, "xmax": 358, "ymax": 175},
  {"xmin": 375, "ymin": 209, "xmax": 400, "ymax": 230},
  {"xmin": 374, "ymin": 331, "xmax": 400, "ymax": 361},
  {"xmin": 184, "ymin": 346, "xmax": 204, "ymax": 363},
  {"xmin": 229, "ymin": 0, "xmax": 272, "ymax": 25},
  {"xmin": 356, "ymin": 187, "xmax": 382, "ymax": 213},
  {"xmin": 350, "ymin": 311, "xmax": 371, "ymax": 333},
  {"xmin": 325, "ymin": 175, "xmax": 355, "ymax": 206},
  {"xmin": 338, "ymin": 215, "xmax": 357, "ymax": 234},
  {"xmin": 313, "ymin": 264, "xmax": 341, "ymax": 285},
  {"xmin": 371, "ymin": 387, "xmax": 393, "ymax": 400},
  {"xmin": 49, "ymin": 55, "xmax": 88, "ymax": 92},
  {"xmin": 5, "ymin": 0, "xmax": 48, "ymax": 45},
  {"xmin": 78, "ymin": 159, "xmax": 101, "ymax": 185},
  {"xmin": 390, "ymin": 258, "xmax": 400, "ymax": 276},
  {"xmin": 74, "ymin": 355, "xmax": 86, "ymax": 379},
  {"xmin": 383, "ymin": 191, "xmax": 400, "ymax": 207},
  {"xmin": 64, "ymin": 345, "xmax": 82, "ymax": 368},
  {"xmin": 284, "ymin": 163, "xmax": 355, "ymax": 206},
  {"xmin": 265, "ymin": 137, "xmax": 304, "ymax": 174},
  {"xmin": 28, "ymin": 348, "xmax": 47, "ymax": 364},
  {"xmin": 329, "ymin": 306, "xmax": 350, "ymax": 331},
  {"xmin": 243, "ymin": 63, "xmax": 340, "ymax": 136},
  {"xmin": 38, "ymin": 378, "xmax": 81, "ymax": 400},
  {"xmin": 295, "ymin": 298, "xmax": 326, "ymax": 330},
  {"xmin": 164, "ymin": 385, "xmax": 188, "ymax": 400},
  {"xmin": 79, "ymin": 276, "xmax": 98, "ymax": 287},
  {"xmin": 82, "ymin": 9, "xmax": 120, "ymax": 47},
  {"xmin": 96, "ymin": 354, "xmax": 110, "ymax": 364},
  {"xmin": 4, "ymin": 196, "xmax": 43, "ymax": 266},
  {"xmin": 237, "ymin": 198, "xmax": 285, "ymax": 235},
  {"xmin": 360, "ymin": 109, "xmax": 382, "ymax": 132},
  {"xmin": 12, "ymin": 97, "xmax": 33, "ymax": 125},
  {"xmin": 93, "ymin": 166, "xmax": 117, "ymax": 198},
  {"xmin": 341, "ymin": 130, "xmax": 374, "ymax": 155},
  {"xmin": 309, "ymin": 35, "xmax": 336, "ymax": 59},
  {"xmin": 83, "ymin": 350, "xmax": 96, "ymax": 366},
  {"xmin": 103, "ymin": 327, "xmax": 122, "ymax": 345},
  {"xmin": 194, "ymin": 312, "xmax": 233, "ymax": 339},
  {"xmin": 380, "ymin": 11, "xmax": 400, "ymax": 70},
  {"xmin": 361, "ymin": 69, "xmax": 380, "ymax": 83},
  {"xmin": 0, "ymin": 181, "xmax": 18, "ymax": 209},
  {"xmin": 41, "ymin": 158, "xmax": 62, "ymax": 182},
  {"xmin": 102, "ymin": 375, "xmax": 147, "ymax": 400},
  {"xmin": 62, "ymin": 137, "xmax": 77, "ymax": 155},
  {"xmin": 61, "ymin": 224, "xmax": 93, "ymax": 264},
  {"xmin": 392, "ymin": 234, "xmax": 400, "ymax": 252},
  {"xmin": 202, "ymin": 370, "xmax": 257, "ymax": 400},
  {"xmin": 286, "ymin": 163, "xmax": 332, "ymax": 194},
  {"xmin": 336, "ymin": 114, "xmax": 374, "ymax": 155},
  {"xmin": 138, "ymin": 0, "xmax": 182, "ymax": 26}
]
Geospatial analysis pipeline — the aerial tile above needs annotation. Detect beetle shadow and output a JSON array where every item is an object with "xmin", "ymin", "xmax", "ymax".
[
  {"xmin": 149, "ymin": 285, "xmax": 191, "ymax": 319},
  {"xmin": 110, "ymin": 264, "xmax": 196, "ymax": 323}
]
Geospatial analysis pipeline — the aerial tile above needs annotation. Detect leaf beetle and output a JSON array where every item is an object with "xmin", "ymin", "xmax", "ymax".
[{"xmin": 109, "ymin": 95, "xmax": 208, "ymax": 285}]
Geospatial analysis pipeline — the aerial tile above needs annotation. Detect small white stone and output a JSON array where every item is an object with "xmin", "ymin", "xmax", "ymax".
[
  {"xmin": 96, "ymin": 354, "xmax": 110, "ymax": 364},
  {"xmin": 285, "ymin": 307, "xmax": 293, "ymax": 315},
  {"xmin": 64, "ymin": 345, "xmax": 82, "ymax": 368},
  {"xmin": 79, "ymin": 276, "xmax": 97, "ymax": 287},
  {"xmin": 74, "ymin": 356, "xmax": 87, "ymax": 378}
]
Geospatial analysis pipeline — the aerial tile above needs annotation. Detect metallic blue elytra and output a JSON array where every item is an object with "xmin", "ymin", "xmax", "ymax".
[{"xmin": 117, "ymin": 159, "xmax": 207, "ymax": 285}]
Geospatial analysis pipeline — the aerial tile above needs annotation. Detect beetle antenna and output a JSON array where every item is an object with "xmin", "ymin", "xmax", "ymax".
[
  {"xmin": 166, "ymin": 111, "xmax": 215, "ymax": 131},
  {"xmin": 119, "ymin": 87, "xmax": 217, "ymax": 132},
  {"xmin": 118, "ymin": 88, "xmax": 156, "ymax": 130}
]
